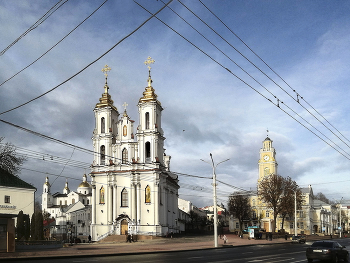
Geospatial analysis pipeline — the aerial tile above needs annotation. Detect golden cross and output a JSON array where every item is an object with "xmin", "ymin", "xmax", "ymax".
[
  {"xmin": 101, "ymin": 64, "xmax": 111, "ymax": 78},
  {"xmin": 144, "ymin": 56, "xmax": 155, "ymax": 71},
  {"xmin": 122, "ymin": 102, "xmax": 128, "ymax": 111}
]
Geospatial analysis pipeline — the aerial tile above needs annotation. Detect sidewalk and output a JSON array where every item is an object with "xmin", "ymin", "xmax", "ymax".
[{"xmin": 0, "ymin": 234, "xmax": 323, "ymax": 260}]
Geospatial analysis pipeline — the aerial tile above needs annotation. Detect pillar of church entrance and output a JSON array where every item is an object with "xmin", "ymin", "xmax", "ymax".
[
  {"xmin": 137, "ymin": 183, "xmax": 141, "ymax": 225},
  {"xmin": 131, "ymin": 183, "xmax": 136, "ymax": 221},
  {"xmin": 108, "ymin": 185, "xmax": 113, "ymax": 224},
  {"xmin": 92, "ymin": 186, "xmax": 96, "ymax": 225},
  {"xmin": 164, "ymin": 188, "xmax": 168, "ymax": 226},
  {"xmin": 154, "ymin": 182, "xmax": 159, "ymax": 227},
  {"xmin": 113, "ymin": 185, "xmax": 118, "ymax": 221}
]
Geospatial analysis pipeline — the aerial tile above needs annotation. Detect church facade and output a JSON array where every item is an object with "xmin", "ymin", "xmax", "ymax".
[{"xmin": 90, "ymin": 59, "xmax": 179, "ymax": 241}]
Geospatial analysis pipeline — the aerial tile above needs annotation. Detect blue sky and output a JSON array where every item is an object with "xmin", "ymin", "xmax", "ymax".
[{"xmin": 1, "ymin": 0, "xmax": 350, "ymax": 208}]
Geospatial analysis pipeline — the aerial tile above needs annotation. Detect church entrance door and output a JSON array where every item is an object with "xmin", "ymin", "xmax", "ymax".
[{"xmin": 121, "ymin": 219, "xmax": 128, "ymax": 235}]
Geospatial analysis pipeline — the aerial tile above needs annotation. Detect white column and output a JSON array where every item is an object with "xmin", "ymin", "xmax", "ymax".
[
  {"xmin": 92, "ymin": 186, "xmax": 96, "ymax": 225},
  {"xmin": 108, "ymin": 185, "xmax": 113, "ymax": 224},
  {"xmin": 137, "ymin": 183, "xmax": 141, "ymax": 224},
  {"xmin": 113, "ymin": 185, "xmax": 118, "ymax": 221},
  {"xmin": 131, "ymin": 183, "xmax": 136, "ymax": 221},
  {"xmin": 154, "ymin": 182, "xmax": 159, "ymax": 226}
]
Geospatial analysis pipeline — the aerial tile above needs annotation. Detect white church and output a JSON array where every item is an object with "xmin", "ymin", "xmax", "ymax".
[{"xmin": 90, "ymin": 58, "xmax": 180, "ymax": 241}]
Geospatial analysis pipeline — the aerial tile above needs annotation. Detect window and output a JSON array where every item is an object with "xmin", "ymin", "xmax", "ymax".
[
  {"xmin": 60, "ymin": 200, "xmax": 62, "ymax": 205},
  {"xmin": 266, "ymin": 211, "xmax": 270, "ymax": 217},
  {"xmin": 145, "ymin": 142, "xmax": 151, "ymax": 163},
  {"xmin": 72, "ymin": 198, "xmax": 75, "ymax": 204},
  {"xmin": 252, "ymin": 211, "xmax": 257, "ymax": 219},
  {"xmin": 122, "ymin": 148, "xmax": 128, "ymax": 164},
  {"xmin": 145, "ymin": 112, "xmax": 150, "ymax": 129},
  {"xmin": 4, "ymin": 195, "xmax": 10, "ymax": 203},
  {"xmin": 121, "ymin": 188, "xmax": 128, "ymax": 207},
  {"xmin": 145, "ymin": 185, "xmax": 151, "ymax": 203},
  {"xmin": 83, "ymin": 199, "xmax": 85, "ymax": 204},
  {"xmin": 87, "ymin": 199, "xmax": 89, "ymax": 205},
  {"xmin": 235, "ymin": 222, "xmax": 239, "ymax": 229},
  {"xmin": 101, "ymin": 117, "xmax": 105, "ymax": 133},
  {"xmin": 99, "ymin": 186, "xmax": 105, "ymax": 204},
  {"xmin": 290, "ymin": 222, "xmax": 294, "ymax": 229},
  {"xmin": 100, "ymin": 145, "xmax": 105, "ymax": 164},
  {"xmin": 65, "ymin": 200, "xmax": 67, "ymax": 205}
]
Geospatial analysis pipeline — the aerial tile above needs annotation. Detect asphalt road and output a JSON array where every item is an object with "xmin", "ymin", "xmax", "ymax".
[{"xmin": 11, "ymin": 238, "xmax": 350, "ymax": 263}]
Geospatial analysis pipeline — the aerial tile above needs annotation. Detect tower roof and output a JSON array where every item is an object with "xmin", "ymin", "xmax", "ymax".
[
  {"xmin": 95, "ymin": 65, "xmax": 118, "ymax": 111},
  {"xmin": 139, "ymin": 56, "xmax": 161, "ymax": 105}
]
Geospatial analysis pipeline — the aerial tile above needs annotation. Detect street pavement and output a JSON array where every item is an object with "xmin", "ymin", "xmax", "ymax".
[{"xmin": 0, "ymin": 233, "xmax": 330, "ymax": 261}]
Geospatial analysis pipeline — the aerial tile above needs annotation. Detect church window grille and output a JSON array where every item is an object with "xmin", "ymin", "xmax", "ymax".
[
  {"xmin": 145, "ymin": 185, "xmax": 151, "ymax": 203},
  {"xmin": 122, "ymin": 148, "xmax": 128, "ymax": 164},
  {"xmin": 101, "ymin": 117, "xmax": 105, "ymax": 133},
  {"xmin": 100, "ymin": 145, "xmax": 105, "ymax": 164},
  {"xmin": 145, "ymin": 142, "xmax": 151, "ymax": 163},
  {"xmin": 145, "ymin": 112, "xmax": 150, "ymax": 129},
  {"xmin": 100, "ymin": 186, "xmax": 105, "ymax": 204},
  {"xmin": 72, "ymin": 198, "xmax": 75, "ymax": 204},
  {"xmin": 4, "ymin": 195, "xmax": 10, "ymax": 203},
  {"xmin": 121, "ymin": 188, "xmax": 128, "ymax": 207}
]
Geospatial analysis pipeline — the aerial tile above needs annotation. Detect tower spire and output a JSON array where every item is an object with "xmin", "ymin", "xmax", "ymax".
[
  {"xmin": 101, "ymin": 64, "xmax": 111, "ymax": 93},
  {"xmin": 140, "ymin": 56, "xmax": 159, "ymax": 104}
]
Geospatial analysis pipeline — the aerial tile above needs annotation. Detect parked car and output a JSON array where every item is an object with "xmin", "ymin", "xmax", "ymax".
[
  {"xmin": 306, "ymin": 241, "xmax": 349, "ymax": 262},
  {"xmin": 291, "ymin": 235, "xmax": 306, "ymax": 243}
]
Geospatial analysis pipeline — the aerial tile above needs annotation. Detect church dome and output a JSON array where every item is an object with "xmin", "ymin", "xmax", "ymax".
[{"xmin": 78, "ymin": 181, "xmax": 90, "ymax": 188}]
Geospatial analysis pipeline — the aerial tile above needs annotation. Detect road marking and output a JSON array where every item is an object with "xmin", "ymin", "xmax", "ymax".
[{"xmin": 188, "ymin": 257, "xmax": 203, "ymax": 259}]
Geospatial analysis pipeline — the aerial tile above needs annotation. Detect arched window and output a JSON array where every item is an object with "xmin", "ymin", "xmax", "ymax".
[
  {"xmin": 60, "ymin": 200, "xmax": 62, "ymax": 206},
  {"xmin": 87, "ymin": 199, "xmax": 89, "ymax": 205},
  {"xmin": 122, "ymin": 148, "xmax": 128, "ymax": 164},
  {"xmin": 65, "ymin": 200, "xmax": 67, "ymax": 205},
  {"xmin": 101, "ymin": 117, "xmax": 105, "ymax": 133},
  {"xmin": 145, "ymin": 142, "xmax": 151, "ymax": 163},
  {"xmin": 145, "ymin": 112, "xmax": 150, "ymax": 129},
  {"xmin": 83, "ymin": 199, "xmax": 85, "ymax": 204},
  {"xmin": 72, "ymin": 198, "xmax": 75, "ymax": 204},
  {"xmin": 100, "ymin": 145, "xmax": 105, "ymax": 164},
  {"xmin": 145, "ymin": 185, "xmax": 151, "ymax": 203},
  {"xmin": 121, "ymin": 188, "xmax": 128, "ymax": 207},
  {"xmin": 100, "ymin": 186, "xmax": 105, "ymax": 204}
]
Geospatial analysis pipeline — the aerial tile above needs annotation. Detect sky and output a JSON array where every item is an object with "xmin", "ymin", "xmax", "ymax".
[{"xmin": 1, "ymin": 0, "xmax": 350, "ymax": 209}]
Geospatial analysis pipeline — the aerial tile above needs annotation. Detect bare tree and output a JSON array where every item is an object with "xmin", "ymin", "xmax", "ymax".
[
  {"xmin": 0, "ymin": 137, "xmax": 26, "ymax": 176},
  {"xmin": 228, "ymin": 192, "xmax": 251, "ymax": 235},
  {"xmin": 279, "ymin": 177, "xmax": 303, "ymax": 230},
  {"xmin": 258, "ymin": 174, "xmax": 302, "ymax": 232}
]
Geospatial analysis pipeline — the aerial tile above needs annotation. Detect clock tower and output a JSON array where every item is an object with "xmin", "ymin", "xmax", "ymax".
[{"xmin": 258, "ymin": 136, "xmax": 278, "ymax": 184}]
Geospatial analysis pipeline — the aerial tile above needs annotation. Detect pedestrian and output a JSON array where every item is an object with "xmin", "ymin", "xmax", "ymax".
[
  {"xmin": 223, "ymin": 235, "xmax": 228, "ymax": 244},
  {"xmin": 88, "ymin": 235, "xmax": 91, "ymax": 243}
]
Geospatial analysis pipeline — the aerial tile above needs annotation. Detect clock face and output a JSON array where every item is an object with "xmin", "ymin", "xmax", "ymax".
[{"xmin": 263, "ymin": 155, "xmax": 270, "ymax": 161}]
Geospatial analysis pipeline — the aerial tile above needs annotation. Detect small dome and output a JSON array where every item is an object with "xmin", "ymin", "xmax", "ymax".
[{"xmin": 78, "ymin": 181, "xmax": 90, "ymax": 188}]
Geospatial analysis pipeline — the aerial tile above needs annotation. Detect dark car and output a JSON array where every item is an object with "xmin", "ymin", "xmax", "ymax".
[
  {"xmin": 291, "ymin": 235, "xmax": 306, "ymax": 243},
  {"xmin": 306, "ymin": 241, "xmax": 349, "ymax": 262}
]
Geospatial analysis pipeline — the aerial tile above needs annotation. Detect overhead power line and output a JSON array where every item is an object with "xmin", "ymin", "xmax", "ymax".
[
  {"xmin": 0, "ymin": 0, "xmax": 173, "ymax": 116},
  {"xmin": 0, "ymin": 0, "xmax": 69, "ymax": 56},
  {"xmin": 0, "ymin": 0, "xmax": 109, "ymax": 88}
]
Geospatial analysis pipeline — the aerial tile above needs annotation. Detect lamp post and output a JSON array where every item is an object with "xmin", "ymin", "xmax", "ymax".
[
  {"xmin": 201, "ymin": 153, "xmax": 229, "ymax": 248},
  {"xmin": 294, "ymin": 191, "xmax": 297, "ymax": 236}
]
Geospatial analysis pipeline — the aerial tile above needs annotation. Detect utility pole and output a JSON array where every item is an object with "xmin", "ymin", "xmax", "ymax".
[
  {"xmin": 201, "ymin": 153, "xmax": 229, "ymax": 248},
  {"xmin": 294, "ymin": 191, "xmax": 297, "ymax": 236}
]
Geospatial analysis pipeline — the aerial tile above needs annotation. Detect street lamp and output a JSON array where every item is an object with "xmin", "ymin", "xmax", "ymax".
[
  {"xmin": 294, "ymin": 191, "xmax": 297, "ymax": 236},
  {"xmin": 201, "ymin": 153, "xmax": 229, "ymax": 248}
]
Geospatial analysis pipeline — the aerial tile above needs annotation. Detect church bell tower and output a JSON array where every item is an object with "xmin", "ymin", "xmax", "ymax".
[
  {"xmin": 137, "ymin": 57, "xmax": 165, "ymax": 164},
  {"xmin": 92, "ymin": 65, "xmax": 119, "ymax": 166}
]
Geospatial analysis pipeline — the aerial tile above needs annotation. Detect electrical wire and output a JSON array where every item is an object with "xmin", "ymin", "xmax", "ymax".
[
  {"xmin": 0, "ymin": 0, "xmax": 69, "ymax": 56},
  {"xmin": 0, "ymin": 0, "xmax": 173, "ymax": 116},
  {"xmin": 0, "ymin": 0, "xmax": 109, "ymax": 88}
]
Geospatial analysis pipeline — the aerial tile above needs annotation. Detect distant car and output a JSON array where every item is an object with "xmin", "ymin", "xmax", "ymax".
[
  {"xmin": 291, "ymin": 235, "xmax": 306, "ymax": 244},
  {"xmin": 306, "ymin": 240, "xmax": 349, "ymax": 262}
]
